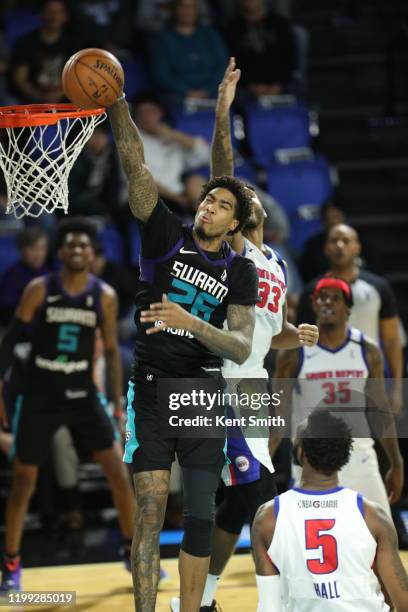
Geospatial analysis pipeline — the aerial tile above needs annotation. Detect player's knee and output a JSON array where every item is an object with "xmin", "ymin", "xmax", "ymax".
[
  {"xmin": 138, "ymin": 497, "xmax": 166, "ymax": 533},
  {"xmin": 181, "ymin": 516, "xmax": 214, "ymax": 557}
]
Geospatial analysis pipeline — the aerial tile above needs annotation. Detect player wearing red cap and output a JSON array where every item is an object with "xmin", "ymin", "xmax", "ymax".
[{"xmin": 272, "ymin": 277, "xmax": 404, "ymax": 517}]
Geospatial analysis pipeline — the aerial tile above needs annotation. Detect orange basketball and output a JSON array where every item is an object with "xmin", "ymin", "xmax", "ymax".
[{"xmin": 62, "ymin": 48, "xmax": 124, "ymax": 109}]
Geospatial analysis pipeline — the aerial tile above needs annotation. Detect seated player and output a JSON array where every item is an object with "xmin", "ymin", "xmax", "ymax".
[{"xmin": 253, "ymin": 410, "xmax": 408, "ymax": 611}]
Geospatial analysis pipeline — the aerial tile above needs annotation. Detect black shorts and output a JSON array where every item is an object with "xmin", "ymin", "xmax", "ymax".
[
  {"xmin": 216, "ymin": 466, "xmax": 278, "ymax": 534},
  {"xmin": 124, "ymin": 364, "xmax": 226, "ymax": 472},
  {"xmin": 11, "ymin": 388, "xmax": 115, "ymax": 466}
]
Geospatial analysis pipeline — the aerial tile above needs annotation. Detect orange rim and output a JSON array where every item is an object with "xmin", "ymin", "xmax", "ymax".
[{"xmin": 0, "ymin": 104, "xmax": 105, "ymax": 128}]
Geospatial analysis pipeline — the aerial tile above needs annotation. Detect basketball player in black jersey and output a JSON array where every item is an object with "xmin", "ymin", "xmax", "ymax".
[
  {"xmin": 109, "ymin": 85, "xmax": 258, "ymax": 610},
  {"xmin": 0, "ymin": 219, "xmax": 135, "ymax": 593}
]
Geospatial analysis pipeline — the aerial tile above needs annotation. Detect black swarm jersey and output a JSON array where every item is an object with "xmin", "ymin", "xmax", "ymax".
[
  {"xmin": 27, "ymin": 273, "xmax": 103, "ymax": 396},
  {"xmin": 134, "ymin": 200, "xmax": 259, "ymax": 376}
]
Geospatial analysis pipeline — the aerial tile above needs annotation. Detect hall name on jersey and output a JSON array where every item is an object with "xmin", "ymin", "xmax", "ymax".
[
  {"xmin": 46, "ymin": 307, "xmax": 96, "ymax": 327},
  {"xmin": 171, "ymin": 261, "xmax": 228, "ymax": 301},
  {"xmin": 305, "ymin": 370, "xmax": 365, "ymax": 379},
  {"xmin": 256, "ymin": 266, "xmax": 286, "ymax": 291},
  {"xmin": 314, "ymin": 580, "xmax": 340, "ymax": 600}
]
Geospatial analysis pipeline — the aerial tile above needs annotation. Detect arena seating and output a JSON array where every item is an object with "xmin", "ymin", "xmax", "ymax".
[{"xmin": 266, "ymin": 154, "xmax": 332, "ymax": 252}]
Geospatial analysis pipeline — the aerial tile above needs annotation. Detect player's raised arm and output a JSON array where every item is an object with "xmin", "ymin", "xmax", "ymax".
[
  {"xmin": 0, "ymin": 278, "xmax": 45, "ymax": 427},
  {"xmin": 108, "ymin": 95, "xmax": 158, "ymax": 222},
  {"xmin": 366, "ymin": 500, "xmax": 408, "ymax": 611},
  {"xmin": 211, "ymin": 57, "xmax": 241, "ymax": 178},
  {"xmin": 252, "ymin": 501, "xmax": 283, "ymax": 612},
  {"xmin": 364, "ymin": 338, "xmax": 404, "ymax": 504}
]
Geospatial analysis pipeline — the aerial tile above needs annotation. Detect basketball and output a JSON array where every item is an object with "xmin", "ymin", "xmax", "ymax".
[{"xmin": 62, "ymin": 48, "xmax": 124, "ymax": 109}]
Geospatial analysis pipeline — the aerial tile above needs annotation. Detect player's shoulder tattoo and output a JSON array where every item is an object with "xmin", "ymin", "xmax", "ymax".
[{"xmin": 227, "ymin": 303, "xmax": 255, "ymax": 331}]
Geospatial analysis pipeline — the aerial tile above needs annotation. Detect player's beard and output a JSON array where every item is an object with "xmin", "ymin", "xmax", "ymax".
[{"xmin": 194, "ymin": 223, "xmax": 225, "ymax": 243}]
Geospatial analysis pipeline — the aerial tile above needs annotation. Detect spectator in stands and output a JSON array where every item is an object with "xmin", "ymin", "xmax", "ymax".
[
  {"xmin": 149, "ymin": 0, "xmax": 228, "ymax": 105},
  {"xmin": 0, "ymin": 226, "xmax": 50, "ymax": 326},
  {"xmin": 135, "ymin": 0, "xmax": 212, "ymax": 33},
  {"xmin": 296, "ymin": 224, "xmax": 403, "ymax": 413},
  {"xmin": 132, "ymin": 92, "xmax": 210, "ymax": 210},
  {"xmin": 67, "ymin": 0, "xmax": 133, "ymax": 54},
  {"xmin": 68, "ymin": 125, "xmax": 119, "ymax": 218},
  {"xmin": 299, "ymin": 201, "xmax": 346, "ymax": 283},
  {"xmin": 299, "ymin": 201, "xmax": 385, "ymax": 283},
  {"xmin": 10, "ymin": 0, "xmax": 77, "ymax": 104},
  {"xmin": 0, "ymin": 33, "xmax": 17, "ymax": 105},
  {"xmin": 222, "ymin": 0, "xmax": 297, "ymax": 98}
]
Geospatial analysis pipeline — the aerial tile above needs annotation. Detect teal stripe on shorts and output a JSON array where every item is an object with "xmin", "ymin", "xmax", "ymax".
[{"xmin": 123, "ymin": 380, "xmax": 139, "ymax": 463}]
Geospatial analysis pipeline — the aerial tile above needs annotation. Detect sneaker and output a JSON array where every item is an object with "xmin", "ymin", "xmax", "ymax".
[
  {"xmin": 0, "ymin": 557, "xmax": 21, "ymax": 593},
  {"xmin": 169, "ymin": 597, "xmax": 221, "ymax": 611},
  {"xmin": 201, "ymin": 602, "xmax": 221, "ymax": 612},
  {"xmin": 170, "ymin": 597, "xmax": 180, "ymax": 611}
]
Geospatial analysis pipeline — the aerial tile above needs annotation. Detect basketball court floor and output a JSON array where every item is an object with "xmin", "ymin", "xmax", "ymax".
[{"xmin": 1, "ymin": 552, "xmax": 407, "ymax": 611}]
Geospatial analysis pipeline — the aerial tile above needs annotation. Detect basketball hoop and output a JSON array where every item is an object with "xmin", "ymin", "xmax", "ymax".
[{"xmin": 0, "ymin": 104, "xmax": 106, "ymax": 218}]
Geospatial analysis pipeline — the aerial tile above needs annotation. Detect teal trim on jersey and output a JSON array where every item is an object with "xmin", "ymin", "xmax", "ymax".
[
  {"xmin": 8, "ymin": 395, "xmax": 23, "ymax": 462},
  {"xmin": 97, "ymin": 391, "xmax": 120, "ymax": 442},
  {"xmin": 123, "ymin": 380, "xmax": 139, "ymax": 463}
]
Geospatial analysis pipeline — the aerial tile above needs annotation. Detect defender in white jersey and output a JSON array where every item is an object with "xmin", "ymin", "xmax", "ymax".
[
  {"xmin": 272, "ymin": 278, "xmax": 404, "ymax": 517},
  {"xmin": 175, "ymin": 58, "xmax": 318, "ymax": 612},
  {"xmin": 253, "ymin": 410, "xmax": 408, "ymax": 612}
]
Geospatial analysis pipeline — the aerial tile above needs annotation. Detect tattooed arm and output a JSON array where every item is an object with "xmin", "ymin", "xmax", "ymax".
[
  {"xmin": 108, "ymin": 97, "xmax": 158, "ymax": 222},
  {"xmin": 211, "ymin": 57, "xmax": 241, "ymax": 178},
  {"xmin": 191, "ymin": 303, "xmax": 255, "ymax": 365},
  {"xmin": 366, "ymin": 500, "xmax": 408, "ymax": 610},
  {"xmin": 140, "ymin": 296, "xmax": 255, "ymax": 365},
  {"xmin": 364, "ymin": 338, "xmax": 403, "ymax": 504}
]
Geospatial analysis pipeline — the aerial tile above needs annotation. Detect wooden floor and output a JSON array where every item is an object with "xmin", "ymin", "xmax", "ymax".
[{"xmin": 3, "ymin": 552, "xmax": 408, "ymax": 611}]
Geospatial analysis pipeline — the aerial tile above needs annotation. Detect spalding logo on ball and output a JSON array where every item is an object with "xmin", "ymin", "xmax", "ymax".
[{"xmin": 62, "ymin": 48, "xmax": 125, "ymax": 109}]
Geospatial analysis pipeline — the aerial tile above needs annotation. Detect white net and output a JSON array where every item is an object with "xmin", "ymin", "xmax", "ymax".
[{"xmin": 0, "ymin": 110, "xmax": 106, "ymax": 218}]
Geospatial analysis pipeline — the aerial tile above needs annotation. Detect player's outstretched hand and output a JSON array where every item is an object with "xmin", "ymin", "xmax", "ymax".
[
  {"xmin": 216, "ymin": 57, "xmax": 241, "ymax": 115},
  {"xmin": 140, "ymin": 294, "xmax": 193, "ymax": 335},
  {"xmin": 298, "ymin": 324, "xmax": 319, "ymax": 347},
  {"xmin": 385, "ymin": 462, "xmax": 404, "ymax": 504}
]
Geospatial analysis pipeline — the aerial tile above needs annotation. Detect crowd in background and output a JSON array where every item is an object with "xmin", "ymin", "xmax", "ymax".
[{"xmin": 0, "ymin": 0, "xmax": 406, "ymax": 543}]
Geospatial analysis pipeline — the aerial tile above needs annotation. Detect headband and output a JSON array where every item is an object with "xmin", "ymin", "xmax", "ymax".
[{"xmin": 313, "ymin": 277, "xmax": 352, "ymax": 300}]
